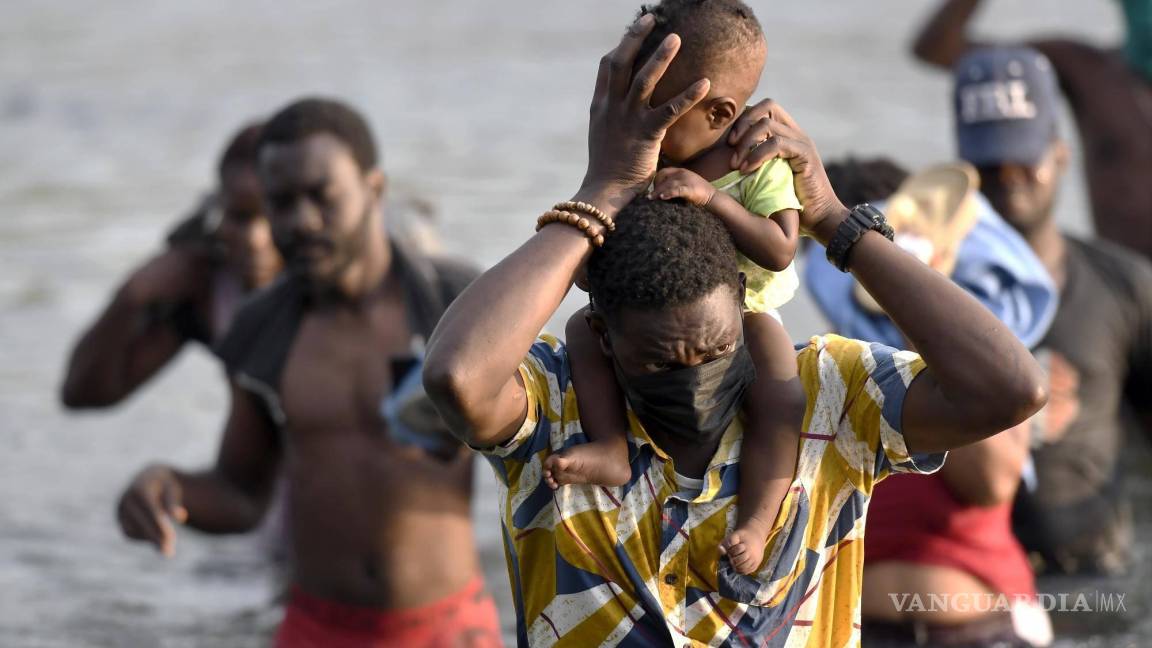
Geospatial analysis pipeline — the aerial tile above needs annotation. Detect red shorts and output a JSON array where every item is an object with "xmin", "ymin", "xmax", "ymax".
[{"xmin": 273, "ymin": 577, "xmax": 503, "ymax": 648}]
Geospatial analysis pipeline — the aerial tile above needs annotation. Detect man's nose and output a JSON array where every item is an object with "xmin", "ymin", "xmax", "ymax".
[
  {"xmin": 996, "ymin": 164, "xmax": 1032, "ymax": 187},
  {"xmin": 681, "ymin": 351, "xmax": 710, "ymax": 368},
  {"xmin": 283, "ymin": 200, "xmax": 324, "ymax": 233}
]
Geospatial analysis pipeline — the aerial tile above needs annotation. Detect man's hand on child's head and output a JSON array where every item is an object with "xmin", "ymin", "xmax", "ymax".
[
  {"xmin": 577, "ymin": 13, "xmax": 711, "ymax": 214},
  {"xmin": 650, "ymin": 167, "xmax": 717, "ymax": 208},
  {"xmin": 726, "ymin": 99, "xmax": 848, "ymax": 240}
]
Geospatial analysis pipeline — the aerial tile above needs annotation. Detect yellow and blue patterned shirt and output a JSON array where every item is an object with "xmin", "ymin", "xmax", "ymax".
[{"xmin": 480, "ymin": 334, "xmax": 945, "ymax": 647}]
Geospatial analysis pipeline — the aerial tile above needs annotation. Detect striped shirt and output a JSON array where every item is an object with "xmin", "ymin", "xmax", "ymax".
[{"xmin": 481, "ymin": 334, "xmax": 945, "ymax": 647}]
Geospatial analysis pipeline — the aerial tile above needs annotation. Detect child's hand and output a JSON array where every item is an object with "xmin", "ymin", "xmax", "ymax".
[{"xmin": 651, "ymin": 167, "xmax": 717, "ymax": 208}]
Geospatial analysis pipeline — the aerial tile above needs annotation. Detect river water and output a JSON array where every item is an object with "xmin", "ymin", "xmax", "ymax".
[{"xmin": 0, "ymin": 1, "xmax": 1146, "ymax": 646}]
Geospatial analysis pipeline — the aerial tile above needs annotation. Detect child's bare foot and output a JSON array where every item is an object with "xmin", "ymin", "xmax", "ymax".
[
  {"xmin": 721, "ymin": 515, "xmax": 774, "ymax": 575},
  {"xmin": 542, "ymin": 442, "xmax": 631, "ymax": 490}
]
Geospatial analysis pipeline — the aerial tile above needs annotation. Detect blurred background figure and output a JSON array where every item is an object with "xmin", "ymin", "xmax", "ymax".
[
  {"xmin": 3, "ymin": 2, "xmax": 1146, "ymax": 646},
  {"xmin": 115, "ymin": 97, "xmax": 501, "ymax": 648},
  {"xmin": 60, "ymin": 122, "xmax": 281, "ymax": 409},
  {"xmin": 912, "ymin": 0, "xmax": 1152, "ymax": 262},
  {"xmin": 811, "ymin": 157, "xmax": 1055, "ymax": 648},
  {"xmin": 936, "ymin": 47, "xmax": 1152, "ymax": 584}
]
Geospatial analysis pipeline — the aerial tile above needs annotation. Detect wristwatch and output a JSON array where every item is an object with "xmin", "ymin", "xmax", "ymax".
[{"xmin": 825, "ymin": 203, "xmax": 895, "ymax": 272}]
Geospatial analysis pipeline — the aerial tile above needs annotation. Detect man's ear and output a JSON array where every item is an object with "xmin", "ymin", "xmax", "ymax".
[
  {"xmin": 586, "ymin": 310, "xmax": 613, "ymax": 358},
  {"xmin": 708, "ymin": 97, "xmax": 739, "ymax": 131},
  {"xmin": 736, "ymin": 273, "xmax": 748, "ymax": 307},
  {"xmin": 366, "ymin": 168, "xmax": 387, "ymax": 202}
]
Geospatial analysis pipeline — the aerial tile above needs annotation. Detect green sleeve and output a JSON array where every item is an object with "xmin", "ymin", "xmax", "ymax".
[{"xmin": 740, "ymin": 158, "xmax": 802, "ymax": 217}]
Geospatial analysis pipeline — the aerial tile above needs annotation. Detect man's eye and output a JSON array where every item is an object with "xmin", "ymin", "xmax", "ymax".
[
  {"xmin": 645, "ymin": 362, "xmax": 673, "ymax": 373},
  {"xmin": 717, "ymin": 343, "xmax": 735, "ymax": 355},
  {"xmin": 269, "ymin": 195, "xmax": 294, "ymax": 211}
]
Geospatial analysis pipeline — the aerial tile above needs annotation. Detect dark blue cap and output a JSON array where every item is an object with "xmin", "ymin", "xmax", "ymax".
[{"xmin": 953, "ymin": 47, "xmax": 1060, "ymax": 167}]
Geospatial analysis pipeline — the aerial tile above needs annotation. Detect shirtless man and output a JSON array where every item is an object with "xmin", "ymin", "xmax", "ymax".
[
  {"xmin": 60, "ymin": 123, "xmax": 281, "ymax": 408},
  {"xmin": 912, "ymin": 0, "xmax": 1152, "ymax": 261},
  {"xmin": 115, "ymin": 98, "xmax": 502, "ymax": 647}
]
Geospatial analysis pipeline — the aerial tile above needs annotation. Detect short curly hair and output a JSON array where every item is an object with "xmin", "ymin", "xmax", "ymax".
[
  {"xmin": 633, "ymin": 0, "xmax": 764, "ymax": 80},
  {"xmin": 588, "ymin": 197, "xmax": 740, "ymax": 322},
  {"xmin": 259, "ymin": 97, "xmax": 378, "ymax": 172},
  {"xmin": 216, "ymin": 121, "xmax": 264, "ymax": 182}
]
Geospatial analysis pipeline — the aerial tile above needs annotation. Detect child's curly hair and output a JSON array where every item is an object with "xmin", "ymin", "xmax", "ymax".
[{"xmin": 633, "ymin": 0, "xmax": 764, "ymax": 77}]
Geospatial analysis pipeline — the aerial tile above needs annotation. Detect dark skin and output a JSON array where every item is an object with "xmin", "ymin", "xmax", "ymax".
[
  {"xmin": 912, "ymin": 0, "xmax": 1152, "ymax": 261},
  {"xmin": 543, "ymin": 26, "xmax": 803, "ymax": 574},
  {"xmin": 974, "ymin": 141, "xmax": 1070, "ymax": 286},
  {"xmin": 60, "ymin": 165, "xmax": 282, "ymax": 409},
  {"xmin": 423, "ymin": 22, "xmax": 1047, "ymax": 597},
  {"xmin": 117, "ymin": 133, "xmax": 480, "ymax": 608}
]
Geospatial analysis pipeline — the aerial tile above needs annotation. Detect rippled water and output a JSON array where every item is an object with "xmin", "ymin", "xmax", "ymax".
[{"xmin": 1, "ymin": 1, "xmax": 1146, "ymax": 646}]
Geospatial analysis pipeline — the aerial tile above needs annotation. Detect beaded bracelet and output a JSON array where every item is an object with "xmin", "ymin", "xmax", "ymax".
[
  {"xmin": 553, "ymin": 200, "xmax": 615, "ymax": 232},
  {"xmin": 535, "ymin": 209, "xmax": 606, "ymax": 247}
]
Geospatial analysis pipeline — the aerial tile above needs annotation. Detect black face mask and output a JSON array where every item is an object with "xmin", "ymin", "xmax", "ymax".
[{"xmin": 613, "ymin": 344, "xmax": 757, "ymax": 445}]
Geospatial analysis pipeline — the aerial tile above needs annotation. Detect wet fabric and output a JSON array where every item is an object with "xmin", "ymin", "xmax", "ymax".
[
  {"xmin": 273, "ymin": 576, "xmax": 504, "ymax": 648},
  {"xmin": 867, "ymin": 472, "xmax": 1037, "ymax": 601},
  {"xmin": 480, "ymin": 334, "xmax": 943, "ymax": 647},
  {"xmin": 804, "ymin": 192, "xmax": 1057, "ymax": 350}
]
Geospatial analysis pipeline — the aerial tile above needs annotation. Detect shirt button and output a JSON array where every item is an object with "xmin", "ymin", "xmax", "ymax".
[{"xmin": 664, "ymin": 573, "xmax": 678, "ymax": 585}]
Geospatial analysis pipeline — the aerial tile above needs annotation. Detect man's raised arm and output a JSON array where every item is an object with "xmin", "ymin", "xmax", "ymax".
[
  {"xmin": 728, "ymin": 100, "xmax": 1047, "ymax": 454},
  {"xmin": 423, "ymin": 14, "xmax": 710, "ymax": 448},
  {"xmin": 911, "ymin": 0, "xmax": 985, "ymax": 69}
]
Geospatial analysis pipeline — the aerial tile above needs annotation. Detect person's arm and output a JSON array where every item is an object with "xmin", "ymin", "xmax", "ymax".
[
  {"xmin": 117, "ymin": 379, "xmax": 281, "ymax": 555},
  {"xmin": 565, "ymin": 307, "xmax": 631, "ymax": 442},
  {"xmin": 911, "ymin": 0, "xmax": 986, "ymax": 69},
  {"xmin": 651, "ymin": 167, "xmax": 798, "ymax": 271},
  {"xmin": 61, "ymin": 248, "xmax": 207, "ymax": 409},
  {"xmin": 423, "ymin": 15, "xmax": 711, "ymax": 448},
  {"xmin": 726, "ymin": 100, "xmax": 1047, "ymax": 455},
  {"xmin": 939, "ymin": 422, "xmax": 1029, "ymax": 506}
]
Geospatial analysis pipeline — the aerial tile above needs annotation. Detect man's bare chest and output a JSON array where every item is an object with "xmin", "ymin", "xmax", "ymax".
[{"xmin": 280, "ymin": 301, "xmax": 414, "ymax": 434}]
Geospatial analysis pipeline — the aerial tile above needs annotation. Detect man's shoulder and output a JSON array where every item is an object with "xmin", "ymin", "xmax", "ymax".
[{"xmin": 214, "ymin": 275, "xmax": 305, "ymax": 377}]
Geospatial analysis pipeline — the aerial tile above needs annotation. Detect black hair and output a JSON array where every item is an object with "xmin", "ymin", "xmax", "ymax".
[
  {"xmin": 588, "ymin": 197, "xmax": 739, "ymax": 321},
  {"xmin": 259, "ymin": 97, "xmax": 378, "ymax": 171},
  {"xmin": 216, "ymin": 121, "xmax": 265, "ymax": 182},
  {"xmin": 825, "ymin": 156, "xmax": 910, "ymax": 207},
  {"xmin": 634, "ymin": 0, "xmax": 764, "ymax": 78}
]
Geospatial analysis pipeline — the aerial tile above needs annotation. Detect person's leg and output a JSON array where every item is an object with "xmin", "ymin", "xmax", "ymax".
[
  {"xmin": 542, "ymin": 307, "xmax": 632, "ymax": 489},
  {"xmin": 721, "ymin": 312, "xmax": 804, "ymax": 574}
]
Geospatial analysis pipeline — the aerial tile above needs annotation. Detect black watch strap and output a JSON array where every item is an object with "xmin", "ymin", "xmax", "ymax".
[{"xmin": 825, "ymin": 203, "xmax": 895, "ymax": 272}]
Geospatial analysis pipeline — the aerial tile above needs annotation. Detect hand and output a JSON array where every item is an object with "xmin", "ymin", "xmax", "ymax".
[
  {"xmin": 725, "ymin": 99, "xmax": 848, "ymax": 240},
  {"xmin": 650, "ymin": 167, "xmax": 717, "ymax": 207},
  {"xmin": 117, "ymin": 464, "xmax": 188, "ymax": 557},
  {"xmin": 578, "ymin": 14, "xmax": 712, "ymax": 213}
]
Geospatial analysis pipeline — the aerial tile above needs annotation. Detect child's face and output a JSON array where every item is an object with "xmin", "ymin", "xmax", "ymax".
[
  {"xmin": 650, "ymin": 46, "xmax": 766, "ymax": 165},
  {"xmin": 659, "ymin": 96, "xmax": 728, "ymax": 165}
]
